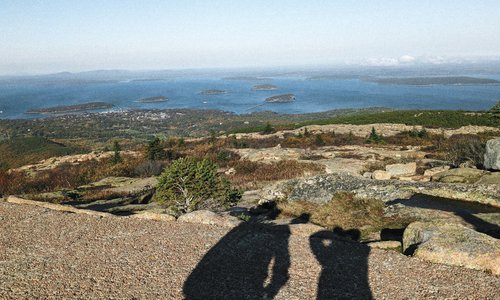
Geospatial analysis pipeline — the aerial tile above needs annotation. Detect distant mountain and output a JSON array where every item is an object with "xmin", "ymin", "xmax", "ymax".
[{"xmin": 367, "ymin": 76, "xmax": 500, "ymax": 86}]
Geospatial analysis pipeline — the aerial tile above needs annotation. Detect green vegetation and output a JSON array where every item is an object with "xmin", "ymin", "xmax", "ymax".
[
  {"xmin": 295, "ymin": 110, "xmax": 499, "ymax": 129},
  {"xmin": 111, "ymin": 141, "xmax": 122, "ymax": 164},
  {"xmin": 0, "ymin": 137, "xmax": 81, "ymax": 170},
  {"xmin": 491, "ymin": 100, "xmax": 500, "ymax": 114},
  {"xmin": 0, "ymin": 108, "xmax": 387, "ymax": 142},
  {"xmin": 154, "ymin": 158, "xmax": 241, "ymax": 214},
  {"xmin": 314, "ymin": 134, "xmax": 325, "ymax": 146},
  {"xmin": 231, "ymin": 110, "xmax": 499, "ymax": 136},
  {"xmin": 405, "ymin": 127, "xmax": 429, "ymax": 139},
  {"xmin": 261, "ymin": 122, "xmax": 275, "ymax": 134},
  {"xmin": 366, "ymin": 127, "xmax": 384, "ymax": 144},
  {"xmin": 26, "ymin": 101, "xmax": 113, "ymax": 114},
  {"xmin": 1, "ymin": 108, "xmax": 497, "ymax": 145},
  {"xmin": 145, "ymin": 137, "xmax": 166, "ymax": 160},
  {"xmin": 303, "ymin": 127, "xmax": 311, "ymax": 137}
]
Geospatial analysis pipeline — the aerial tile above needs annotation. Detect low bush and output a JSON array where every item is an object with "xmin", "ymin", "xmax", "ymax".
[
  {"xmin": 134, "ymin": 160, "xmax": 165, "ymax": 177},
  {"xmin": 154, "ymin": 158, "xmax": 241, "ymax": 214},
  {"xmin": 442, "ymin": 134, "xmax": 486, "ymax": 168},
  {"xmin": 185, "ymin": 143, "xmax": 239, "ymax": 166}
]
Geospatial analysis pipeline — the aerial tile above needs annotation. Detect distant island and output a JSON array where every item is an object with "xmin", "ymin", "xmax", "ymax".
[
  {"xmin": 307, "ymin": 75, "xmax": 360, "ymax": 80},
  {"xmin": 223, "ymin": 76, "xmax": 269, "ymax": 81},
  {"xmin": 252, "ymin": 84, "xmax": 278, "ymax": 91},
  {"xmin": 368, "ymin": 76, "xmax": 500, "ymax": 86},
  {"xmin": 265, "ymin": 94, "xmax": 296, "ymax": 103},
  {"xmin": 26, "ymin": 102, "xmax": 114, "ymax": 114},
  {"xmin": 200, "ymin": 89, "xmax": 226, "ymax": 95},
  {"xmin": 135, "ymin": 96, "xmax": 168, "ymax": 103}
]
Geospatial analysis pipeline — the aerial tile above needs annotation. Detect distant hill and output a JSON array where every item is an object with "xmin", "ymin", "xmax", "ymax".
[
  {"xmin": 0, "ymin": 137, "xmax": 82, "ymax": 169},
  {"xmin": 367, "ymin": 76, "xmax": 500, "ymax": 86},
  {"xmin": 26, "ymin": 102, "xmax": 113, "ymax": 114}
]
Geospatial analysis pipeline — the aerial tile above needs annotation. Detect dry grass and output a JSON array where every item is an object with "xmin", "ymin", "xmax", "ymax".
[
  {"xmin": 0, "ymin": 155, "xmax": 154, "ymax": 196},
  {"xmin": 226, "ymin": 160, "xmax": 325, "ymax": 189},
  {"xmin": 80, "ymin": 190, "xmax": 134, "ymax": 202},
  {"xmin": 278, "ymin": 192, "xmax": 412, "ymax": 237}
]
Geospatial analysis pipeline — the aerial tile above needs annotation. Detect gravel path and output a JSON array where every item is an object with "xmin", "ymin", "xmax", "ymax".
[{"xmin": 1, "ymin": 202, "xmax": 499, "ymax": 299}]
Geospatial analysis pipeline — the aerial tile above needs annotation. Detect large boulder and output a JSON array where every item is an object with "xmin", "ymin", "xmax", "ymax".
[
  {"xmin": 403, "ymin": 221, "xmax": 500, "ymax": 275},
  {"xmin": 431, "ymin": 168, "xmax": 486, "ymax": 184},
  {"xmin": 177, "ymin": 210, "xmax": 242, "ymax": 228},
  {"xmin": 484, "ymin": 138, "xmax": 500, "ymax": 170},
  {"xmin": 385, "ymin": 162, "xmax": 416, "ymax": 177}
]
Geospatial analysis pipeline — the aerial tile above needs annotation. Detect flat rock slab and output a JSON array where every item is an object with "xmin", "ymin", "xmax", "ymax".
[
  {"xmin": 260, "ymin": 173, "xmax": 500, "ymax": 206},
  {"xmin": 1, "ymin": 202, "xmax": 499, "ymax": 299},
  {"xmin": 403, "ymin": 221, "xmax": 500, "ymax": 275}
]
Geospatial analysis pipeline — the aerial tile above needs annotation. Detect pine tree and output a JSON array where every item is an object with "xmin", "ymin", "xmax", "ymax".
[
  {"xmin": 303, "ymin": 127, "xmax": 311, "ymax": 137},
  {"xmin": 315, "ymin": 134, "xmax": 325, "ymax": 146},
  {"xmin": 347, "ymin": 131, "xmax": 354, "ymax": 144},
  {"xmin": 366, "ymin": 127, "xmax": 383, "ymax": 144},
  {"xmin": 262, "ymin": 122, "xmax": 275, "ymax": 134},
  {"xmin": 146, "ymin": 137, "xmax": 165, "ymax": 160},
  {"xmin": 111, "ymin": 141, "xmax": 122, "ymax": 164}
]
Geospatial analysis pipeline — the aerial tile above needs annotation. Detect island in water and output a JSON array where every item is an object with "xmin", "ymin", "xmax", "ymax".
[
  {"xmin": 135, "ymin": 96, "xmax": 168, "ymax": 103},
  {"xmin": 26, "ymin": 102, "xmax": 114, "ymax": 114},
  {"xmin": 265, "ymin": 94, "xmax": 296, "ymax": 103},
  {"xmin": 368, "ymin": 76, "xmax": 500, "ymax": 86},
  {"xmin": 252, "ymin": 84, "xmax": 278, "ymax": 91},
  {"xmin": 200, "ymin": 89, "xmax": 226, "ymax": 95},
  {"xmin": 223, "ymin": 76, "xmax": 269, "ymax": 81}
]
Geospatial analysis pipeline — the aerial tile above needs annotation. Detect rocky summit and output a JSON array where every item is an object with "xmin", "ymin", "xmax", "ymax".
[{"xmin": 1, "ymin": 114, "xmax": 499, "ymax": 299}]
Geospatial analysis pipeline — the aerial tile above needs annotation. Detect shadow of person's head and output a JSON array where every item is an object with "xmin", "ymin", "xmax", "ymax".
[
  {"xmin": 291, "ymin": 213, "xmax": 310, "ymax": 224},
  {"xmin": 309, "ymin": 227, "xmax": 372, "ymax": 299},
  {"xmin": 332, "ymin": 226, "xmax": 361, "ymax": 241}
]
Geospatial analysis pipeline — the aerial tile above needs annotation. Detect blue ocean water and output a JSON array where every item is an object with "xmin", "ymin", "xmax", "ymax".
[{"xmin": 1, "ymin": 75, "xmax": 500, "ymax": 119}]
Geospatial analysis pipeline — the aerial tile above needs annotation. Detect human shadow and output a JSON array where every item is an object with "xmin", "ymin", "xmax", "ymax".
[
  {"xmin": 310, "ymin": 228, "xmax": 372, "ymax": 300},
  {"xmin": 183, "ymin": 215, "xmax": 308, "ymax": 299},
  {"xmin": 386, "ymin": 194, "xmax": 500, "ymax": 239}
]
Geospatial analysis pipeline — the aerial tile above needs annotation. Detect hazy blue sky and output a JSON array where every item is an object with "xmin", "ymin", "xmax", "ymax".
[{"xmin": 1, "ymin": 0, "xmax": 500, "ymax": 74}]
